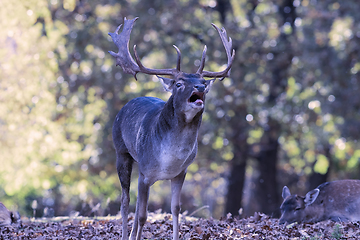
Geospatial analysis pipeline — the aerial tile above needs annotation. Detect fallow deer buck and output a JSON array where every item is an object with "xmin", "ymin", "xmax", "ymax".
[
  {"xmin": 108, "ymin": 17, "xmax": 234, "ymax": 240},
  {"xmin": 280, "ymin": 179, "xmax": 360, "ymax": 224}
]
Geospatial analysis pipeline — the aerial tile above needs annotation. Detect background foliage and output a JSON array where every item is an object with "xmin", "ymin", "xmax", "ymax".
[{"xmin": 1, "ymin": 0, "xmax": 360, "ymax": 219}]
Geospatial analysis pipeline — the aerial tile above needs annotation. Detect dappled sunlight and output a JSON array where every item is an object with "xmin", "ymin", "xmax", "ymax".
[{"xmin": 1, "ymin": 0, "xmax": 360, "ymax": 223}]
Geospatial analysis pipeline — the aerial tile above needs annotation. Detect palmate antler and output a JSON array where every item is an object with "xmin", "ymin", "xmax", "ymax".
[{"xmin": 108, "ymin": 17, "xmax": 235, "ymax": 80}]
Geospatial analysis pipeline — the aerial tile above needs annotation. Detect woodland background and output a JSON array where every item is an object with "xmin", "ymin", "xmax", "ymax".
[{"xmin": 1, "ymin": 0, "xmax": 360, "ymax": 220}]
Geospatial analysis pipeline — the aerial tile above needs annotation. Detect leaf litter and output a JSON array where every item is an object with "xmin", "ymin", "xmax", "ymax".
[{"xmin": 1, "ymin": 211, "xmax": 360, "ymax": 239}]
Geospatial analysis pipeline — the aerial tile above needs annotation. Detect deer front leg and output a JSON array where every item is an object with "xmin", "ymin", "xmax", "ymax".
[
  {"xmin": 130, "ymin": 173, "xmax": 150, "ymax": 240},
  {"xmin": 171, "ymin": 170, "xmax": 186, "ymax": 240}
]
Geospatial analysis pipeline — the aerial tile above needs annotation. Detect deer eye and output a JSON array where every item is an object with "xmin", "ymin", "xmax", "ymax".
[
  {"xmin": 295, "ymin": 207, "xmax": 301, "ymax": 211},
  {"xmin": 176, "ymin": 82, "xmax": 182, "ymax": 88}
]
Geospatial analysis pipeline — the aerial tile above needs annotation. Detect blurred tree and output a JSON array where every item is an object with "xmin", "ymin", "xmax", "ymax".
[
  {"xmin": 0, "ymin": 0, "xmax": 110, "ymax": 216},
  {"xmin": 251, "ymin": 0, "xmax": 296, "ymax": 217}
]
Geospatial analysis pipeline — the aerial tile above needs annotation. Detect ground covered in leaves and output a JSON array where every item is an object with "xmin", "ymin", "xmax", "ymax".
[{"xmin": 1, "ymin": 211, "xmax": 360, "ymax": 239}]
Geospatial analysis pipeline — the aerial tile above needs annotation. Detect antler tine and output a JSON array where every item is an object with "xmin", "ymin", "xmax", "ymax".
[
  {"xmin": 201, "ymin": 23, "xmax": 235, "ymax": 80},
  {"xmin": 108, "ymin": 17, "xmax": 179, "ymax": 80},
  {"xmin": 133, "ymin": 44, "xmax": 147, "ymax": 71},
  {"xmin": 196, "ymin": 45, "xmax": 207, "ymax": 74},
  {"xmin": 173, "ymin": 45, "xmax": 181, "ymax": 71}
]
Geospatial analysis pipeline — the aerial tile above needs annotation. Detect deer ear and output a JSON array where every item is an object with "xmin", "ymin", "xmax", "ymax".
[
  {"xmin": 282, "ymin": 186, "xmax": 291, "ymax": 199},
  {"xmin": 304, "ymin": 189, "xmax": 320, "ymax": 206},
  {"xmin": 158, "ymin": 76, "xmax": 175, "ymax": 92},
  {"xmin": 205, "ymin": 79, "xmax": 215, "ymax": 93}
]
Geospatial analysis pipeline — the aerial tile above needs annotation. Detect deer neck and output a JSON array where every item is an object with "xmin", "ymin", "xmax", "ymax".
[{"xmin": 158, "ymin": 96, "xmax": 203, "ymax": 134}]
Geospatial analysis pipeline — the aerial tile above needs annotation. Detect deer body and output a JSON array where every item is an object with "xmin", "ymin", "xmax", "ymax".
[
  {"xmin": 108, "ymin": 18, "xmax": 234, "ymax": 240},
  {"xmin": 113, "ymin": 88, "xmax": 203, "ymax": 186},
  {"xmin": 280, "ymin": 179, "xmax": 360, "ymax": 224},
  {"xmin": 113, "ymin": 85, "xmax": 205, "ymax": 239}
]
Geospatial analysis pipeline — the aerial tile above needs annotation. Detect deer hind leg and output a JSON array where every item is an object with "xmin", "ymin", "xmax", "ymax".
[
  {"xmin": 171, "ymin": 170, "xmax": 186, "ymax": 240},
  {"xmin": 130, "ymin": 173, "xmax": 150, "ymax": 240},
  {"xmin": 117, "ymin": 152, "xmax": 134, "ymax": 240}
]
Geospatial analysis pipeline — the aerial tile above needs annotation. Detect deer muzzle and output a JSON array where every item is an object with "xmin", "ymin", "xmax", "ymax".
[{"xmin": 189, "ymin": 92, "xmax": 205, "ymax": 107}]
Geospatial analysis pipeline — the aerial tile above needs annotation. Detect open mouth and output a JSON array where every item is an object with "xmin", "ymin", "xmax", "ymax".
[{"xmin": 188, "ymin": 92, "xmax": 205, "ymax": 106}]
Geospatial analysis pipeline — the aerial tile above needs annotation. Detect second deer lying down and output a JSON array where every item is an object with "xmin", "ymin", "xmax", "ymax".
[
  {"xmin": 280, "ymin": 179, "xmax": 360, "ymax": 224},
  {"xmin": 109, "ymin": 18, "xmax": 234, "ymax": 240}
]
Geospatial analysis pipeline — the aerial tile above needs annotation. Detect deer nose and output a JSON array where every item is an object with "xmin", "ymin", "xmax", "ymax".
[{"xmin": 194, "ymin": 84, "xmax": 205, "ymax": 92}]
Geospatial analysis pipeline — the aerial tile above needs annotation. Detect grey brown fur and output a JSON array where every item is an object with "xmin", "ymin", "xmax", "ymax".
[
  {"xmin": 0, "ymin": 202, "xmax": 20, "ymax": 227},
  {"xmin": 280, "ymin": 179, "xmax": 360, "ymax": 224}
]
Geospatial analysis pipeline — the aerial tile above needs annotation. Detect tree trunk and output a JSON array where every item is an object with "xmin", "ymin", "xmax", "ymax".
[
  {"xmin": 225, "ymin": 139, "xmax": 248, "ymax": 216},
  {"xmin": 216, "ymin": 0, "xmax": 231, "ymax": 24},
  {"xmin": 253, "ymin": 120, "xmax": 281, "ymax": 218},
  {"xmin": 255, "ymin": 137, "xmax": 280, "ymax": 217}
]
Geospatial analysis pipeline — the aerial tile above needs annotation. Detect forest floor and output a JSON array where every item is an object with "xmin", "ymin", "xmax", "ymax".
[{"xmin": 1, "ymin": 211, "xmax": 359, "ymax": 239}]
